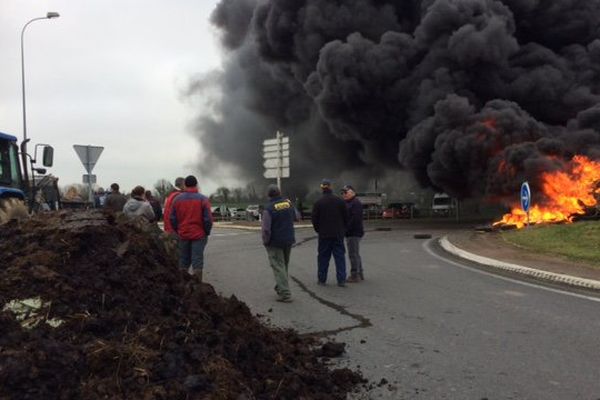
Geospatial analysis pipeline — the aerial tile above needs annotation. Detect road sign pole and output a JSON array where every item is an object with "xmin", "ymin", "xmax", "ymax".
[
  {"xmin": 276, "ymin": 131, "xmax": 282, "ymax": 191},
  {"xmin": 521, "ymin": 181, "xmax": 531, "ymax": 229},
  {"xmin": 86, "ymin": 146, "xmax": 93, "ymax": 204}
]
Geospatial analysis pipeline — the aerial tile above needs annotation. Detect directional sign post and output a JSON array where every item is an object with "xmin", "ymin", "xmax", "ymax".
[
  {"xmin": 520, "ymin": 181, "xmax": 531, "ymax": 228},
  {"xmin": 74, "ymin": 145, "xmax": 104, "ymax": 205},
  {"xmin": 263, "ymin": 131, "xmax": 289, "ymax": 191}
]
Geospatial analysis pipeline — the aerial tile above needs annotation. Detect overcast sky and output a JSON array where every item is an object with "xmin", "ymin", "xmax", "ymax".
[{"xmin": 0, "ymin": 0, "xmax": 222, "ymax": 195}]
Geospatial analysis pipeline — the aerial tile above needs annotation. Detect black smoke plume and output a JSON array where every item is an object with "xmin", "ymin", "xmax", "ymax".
[{"xmin": 189, "ymin": 0, "xmax": 600, "ymax": 202}]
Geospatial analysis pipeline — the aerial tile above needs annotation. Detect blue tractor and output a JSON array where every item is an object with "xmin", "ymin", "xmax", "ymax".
[{"xmin": 0, "ymin": 131, "xmax": 57, "ymax": 220}]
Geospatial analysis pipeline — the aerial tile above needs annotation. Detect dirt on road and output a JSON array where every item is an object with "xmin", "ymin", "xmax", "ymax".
[{"xmin": 0, "ymin": 210, "xmax": 363, "ymax": 400}]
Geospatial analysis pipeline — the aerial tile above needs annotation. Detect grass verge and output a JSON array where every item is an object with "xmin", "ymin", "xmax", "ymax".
[{"xmin": 501, "ymin": 221, "xmax": 600, "ymax": 267}]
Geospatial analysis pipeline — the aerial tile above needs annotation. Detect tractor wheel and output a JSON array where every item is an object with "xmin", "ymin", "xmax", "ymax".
[{"xmin": 0, "ymin": 198, "xmax": 29, "ymax": 225}]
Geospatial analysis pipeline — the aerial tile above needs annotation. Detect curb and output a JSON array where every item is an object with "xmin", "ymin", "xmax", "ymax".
[{"xmin": 440, "ymin": 236, "xmax": 600, "ymax": 291}]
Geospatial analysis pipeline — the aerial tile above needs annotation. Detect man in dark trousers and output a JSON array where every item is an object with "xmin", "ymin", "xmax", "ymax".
[
  {"xmin": 261, "ymin": 184, "xmax": 299, "ymax": 302},
  {"xmin": 341, "ymin": 184, "xmax": 365, "ymax": 282},
  {"xmin": 311, "ymin": 179, "xmax": 349, "ymax": 286},
  {"xmin": 170, "ymin": 175, "xmax": 213, "ymax": 282}
]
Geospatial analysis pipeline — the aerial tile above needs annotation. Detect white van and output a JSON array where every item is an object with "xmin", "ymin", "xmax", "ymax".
[{"xmin": 432, "ymin": 193, "xmax": 455, "ymax": 216}]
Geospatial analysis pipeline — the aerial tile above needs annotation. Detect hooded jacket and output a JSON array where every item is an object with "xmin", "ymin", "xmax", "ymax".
[{"xmin": 123, "ymin": 196, "xmax": 155, "ymax": 222}]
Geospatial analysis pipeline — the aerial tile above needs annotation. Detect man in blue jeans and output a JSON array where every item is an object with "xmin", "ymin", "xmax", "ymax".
[
  {"xmin": 170, "ymin": 175, "xmax": 213, "ymax": 282},
  {"xmin": 311, "ymin": 179, "xmax": 349, "ymax": 286}
]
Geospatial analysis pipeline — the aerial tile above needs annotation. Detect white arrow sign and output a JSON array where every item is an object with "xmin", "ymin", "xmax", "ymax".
[
  {"xmin": 263, "ymin": 136, "xmax": 289, "ymax": 146},
  {"xmin": 263, "ymin": 143, "xmax": 290, "ymax": 153},
  {"xmin": 263, "ymin": 150, "xmax": 290, "ymax": 159},
  {"xmin": 263, "ymin": 158, "xmax": 290, "ymax": 168},
  {"xmin": 264, "ymin": 168, "xmax": 290, "ymax": 179},
  {"xmin": 73, "ymin": 145, "xmax": 104, "ymax": 174}
]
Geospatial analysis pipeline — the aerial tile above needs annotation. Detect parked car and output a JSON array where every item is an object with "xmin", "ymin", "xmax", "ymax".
[
  {"xmin": 362, "ymin": 204, "xmax": 383, "ymax": 219},
  {"xmin": 211, "ymin": 205, "xmax": 230, "ymax": 220},
  {"xmin": 382, "ymin": 203, "xmax": 414, "ymax": 219},
  {"xmin": 246, "ymin": 204, "xmax": 261, "ymax": 220},
  {"xmin": 230, "ymin": 208, "xmax": 247, "ymax": 220}
]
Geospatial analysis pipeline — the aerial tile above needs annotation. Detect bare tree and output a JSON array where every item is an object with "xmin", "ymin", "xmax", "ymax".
[
  {"xmin": 214, "ymin": 187, "xmax": 230, "ymax": 203},
  {"xmin": 232, "ymin": 187, "xmax": 244, "ymax": 202},
  {"xmin": 246, "ymin": 184, "xmax": 259, "ymax": 202},
  {"xmin": 154, "ymin": 179, "xmax": 174, "ymax": 203}
]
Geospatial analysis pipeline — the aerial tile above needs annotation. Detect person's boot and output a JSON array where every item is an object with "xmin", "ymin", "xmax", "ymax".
[
  {"xmin": 346, "ymin": 274, "xmax": 360, "ymax": 283},
  {"xmin": 359, "ymin": 272, "xmax": 364, "ymax": 280}
]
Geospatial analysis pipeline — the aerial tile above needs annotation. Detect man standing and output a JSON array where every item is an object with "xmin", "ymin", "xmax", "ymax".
[
  {"xmin": 123, "ymin": 186, "xmax": 156, "ymax": 222},
  {"xmin": 341, "ymin": 185, "xmax": 364, "ymax": 282},
  {"xmin": 163, "ymin": 177, "xmax": 184, "ymax": 234},
  {"xmin": 104, "ymin": 183, "xmax": 127, "ymax": 213},
  {"xmin": 170, "ymin": 175, "xmax": 213, "ymax": 281},
  {"xmin": 145, "ymin": 190, "xmax": 163, "ymax": 221},
  {"xmin": 261, "ymin": 185, "xmax": 299, "ymax": 303},
  {"xmin": 311, "ymin": 179, "xmax": 349, "ymax": 287}
]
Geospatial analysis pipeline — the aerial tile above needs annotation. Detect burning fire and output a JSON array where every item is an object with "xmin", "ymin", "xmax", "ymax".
[{"xmin": 494, "ymin": 155, "xmax": 600, "ymax": 229}]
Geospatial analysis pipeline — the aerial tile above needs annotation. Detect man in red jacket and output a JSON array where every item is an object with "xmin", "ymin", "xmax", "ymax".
[{"xmin": 170, "ymin": 175, "xmax": 213, "ymax": 281}]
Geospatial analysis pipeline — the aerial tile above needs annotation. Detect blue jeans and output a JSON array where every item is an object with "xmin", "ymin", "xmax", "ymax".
[
  {"xmin": 179, "ymin": 237, "xmax": 208, "ymax": 270},
  {"xmin": 317, "ymin": 237, "xmax": 346, "ymax": 284}
]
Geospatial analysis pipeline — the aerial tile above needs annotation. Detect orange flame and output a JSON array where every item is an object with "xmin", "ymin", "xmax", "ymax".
[{"xmin": 494, "ymin": 155, "xmax": 600, "ymax": 229}]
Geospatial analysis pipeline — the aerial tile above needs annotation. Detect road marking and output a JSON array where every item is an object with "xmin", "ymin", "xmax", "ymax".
[
  {"xmin": 423, "ymin": 239, "xmax": 600, "ymax": 303},
  {"xmin": 212, "ymin": 232, "xmax": 251, "ymax": 237}
]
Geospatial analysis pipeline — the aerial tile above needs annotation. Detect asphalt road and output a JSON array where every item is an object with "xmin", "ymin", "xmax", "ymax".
[{"xmin": 204, "ymin": 225, "xmax": 600, "ymax": 399}]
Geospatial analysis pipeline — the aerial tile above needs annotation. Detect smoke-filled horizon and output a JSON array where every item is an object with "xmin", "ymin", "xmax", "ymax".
[{"xmin": 189, "ymin": 0, "xmax": 600, "ymax": 203}]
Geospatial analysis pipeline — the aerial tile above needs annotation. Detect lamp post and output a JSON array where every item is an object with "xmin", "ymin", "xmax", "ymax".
[{"xmin": 20, "ymin": 11, "xmax": 60, "ymax": 185}]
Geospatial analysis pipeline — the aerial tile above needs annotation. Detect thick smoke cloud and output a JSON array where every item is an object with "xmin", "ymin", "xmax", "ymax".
[{"xmin": 190, "ymin": 0, "xmax": 600, "ymax": 202}]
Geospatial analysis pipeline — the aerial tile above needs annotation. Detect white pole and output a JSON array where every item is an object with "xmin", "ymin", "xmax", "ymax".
[
  {"xmin": 86, "ymin": 146, "xmax": 93, "ymax": 205},
  {"xmin": 276, "ymin": 131, "xmax": 282, "ymax": 192}
]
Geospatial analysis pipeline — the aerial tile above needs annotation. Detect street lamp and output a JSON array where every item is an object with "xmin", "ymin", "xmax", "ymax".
[{"xmin": 20, "ymin": 11, "xmax": 60, "ymax": 184}]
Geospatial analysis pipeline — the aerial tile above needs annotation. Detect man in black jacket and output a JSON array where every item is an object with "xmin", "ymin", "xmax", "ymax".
[
  {"xmin": 311, "ymin": 179, "xmax": 349, "ymax": 286},
  {"xmin": 341, "ymin": 185, "xmax": 364, "ymax": 282}
]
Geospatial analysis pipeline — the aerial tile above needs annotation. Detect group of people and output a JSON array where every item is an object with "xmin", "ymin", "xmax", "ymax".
[
  {"xmin": 261, "ymin": 179, "xmax": 364, "ymax": 303},
  {"xmin": 102, "ymin": 176, "xmax": 364, "ymax": 300},
  {"xmin": 98, "ymin": 177, "xmax": 213, "ymax": 284},
  {"xmin": 103, "ymin": 183, "xmax": 163, "ymax": 222}
]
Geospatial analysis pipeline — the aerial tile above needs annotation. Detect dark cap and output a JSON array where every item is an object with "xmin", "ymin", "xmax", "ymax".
[
  {"xmin": 342, "ymin": 184, "xmax": 355, "ymax": 192},
  {"xmin": 184, "ymin": 175, "xmax": 198, "ymax": 187},
  {"xmin": 267, "ymin": 184, "xmax": 281, "ymax": 198},
  {"xmin": 320, "ymin": 178, "xmax": 332, "ymax": 189}
]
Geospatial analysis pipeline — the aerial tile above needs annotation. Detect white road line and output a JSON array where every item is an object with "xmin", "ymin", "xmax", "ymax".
[
  {"xmin": 423, "ymin": 239, "xmax": 600, "ymax": 303},
  {"xmin": 212, "ymin": 232, "xmax": 252, "ymax": 237}
]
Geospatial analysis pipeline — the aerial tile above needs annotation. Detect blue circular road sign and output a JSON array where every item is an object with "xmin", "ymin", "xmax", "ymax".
[{"xmin": 520, "ymin": 182, "xmax": 531, "ymax": 212}]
